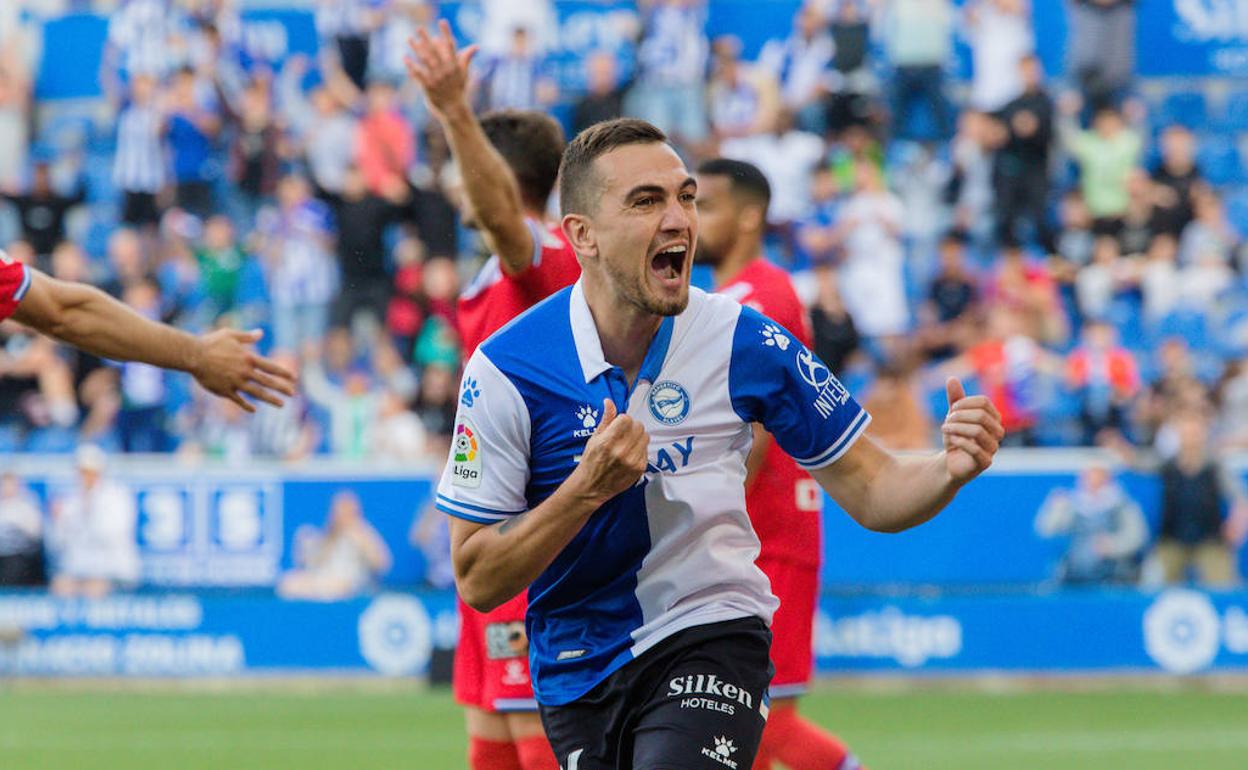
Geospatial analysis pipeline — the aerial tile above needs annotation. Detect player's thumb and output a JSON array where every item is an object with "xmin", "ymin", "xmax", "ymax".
[
  {"xmin": 595, "ymin": 398, "xmax": 617, "ymax": 434},
  {"xmin": 946, "ymin": 377, "xmax": 966, "ymax": 410}
]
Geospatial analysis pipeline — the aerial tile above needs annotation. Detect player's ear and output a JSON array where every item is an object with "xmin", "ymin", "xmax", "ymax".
[
  {"xmin": 561, "ymin": 214, "xmax": 598, "ymax": 260},
  {"xmin": 739, "ymin": 202, "xmax": 765, "ymax": 236}
]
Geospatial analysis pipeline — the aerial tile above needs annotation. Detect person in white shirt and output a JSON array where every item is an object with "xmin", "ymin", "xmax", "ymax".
[
  {"xmin": 48, "ymin": 445, "xmax": 140, "ymax": 598},
  {"xmin": 278, "ymin": 490, "xmax": 392, "ymax": 600},
  {"xmin": 964, "ymin": 0, "xmax": 1033, "ymax": 112},
  {"xmin": 758, "ymin": 3, "xmax": 834, "ymax": 134},
  {"xmin": 835, "ymin": 162, "xmax": 910, "ymax": 339}
]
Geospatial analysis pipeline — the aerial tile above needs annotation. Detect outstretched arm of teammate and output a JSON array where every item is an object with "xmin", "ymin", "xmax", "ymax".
[
  {"xmin": 12, "ymin": 269, "xmax": 296, "ymax": 412},
  {"xmin": 812, "ymin": 378, "xmax": 1003, "ymax": 533},
  {"xmin": 406, "ymin": 20, "xmax": 535, "ymax": 275},
  {"xmin": 449, "ymin": 399, "xmax": 648, "ymax": 612}
]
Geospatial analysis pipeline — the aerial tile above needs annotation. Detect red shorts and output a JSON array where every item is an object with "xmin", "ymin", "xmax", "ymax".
[
  {"xmin": 453, "ymin": 592, "xmax": 537, "ymax": 712},
  {"xmin": 759, "ymin": 558, "xmax": 818, "ymax": 697}
]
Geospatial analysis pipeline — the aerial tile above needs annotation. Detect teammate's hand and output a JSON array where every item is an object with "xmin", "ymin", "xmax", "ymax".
[
  {"xmin": 191, "ymin": 329, "xmax": 297, "ymax": 413},
  {"xmin": 573, "ymin": 399, "xmax": 650, "ymax": 504},
  {"xmin": 940, "ymin": 378, "xmax": 1005, "ymax": 485},
  {"xmin": 406, "ymin": 19, "xmax": 478, "ymax": 118}
]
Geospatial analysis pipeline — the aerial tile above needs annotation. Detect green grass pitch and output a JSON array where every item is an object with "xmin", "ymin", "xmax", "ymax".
[{"xmin": 1, "ymin": 684, "xmax": 1245, "ymax": 769}]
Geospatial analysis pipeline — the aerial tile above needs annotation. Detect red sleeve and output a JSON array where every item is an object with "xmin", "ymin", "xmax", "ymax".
[{"xmin": 0, "ymin": 260, "xmax": 30, "ymax": 322}]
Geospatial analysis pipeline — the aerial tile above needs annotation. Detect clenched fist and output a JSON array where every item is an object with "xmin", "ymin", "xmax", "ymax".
[{"xmin": 572, "ymin": 398, "xmax": 650, "ymax": 505}]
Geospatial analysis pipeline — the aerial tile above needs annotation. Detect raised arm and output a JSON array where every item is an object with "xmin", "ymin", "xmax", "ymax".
[
  {"xmin": 13, "ymin": 269, "xmax": 295, "ymax": 412},
  {"xmin": 406, "ymin": 20, "xmax": 535, "ymax": 274},
  {"xmin": 812, "ymin": 378, "xmax": 1003, "ymax": 533}
]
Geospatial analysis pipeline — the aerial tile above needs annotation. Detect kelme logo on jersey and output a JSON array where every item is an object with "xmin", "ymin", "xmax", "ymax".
[
  {"xmin": 573, "ymin": 404, "xmax": 599, "ymax": 438},
  {"xmin": 797, "ymin": 347, "xmax": 850, "ymax": 419},
  {"xmin": 451, "ymin": 420, "xmax": 482, "ymax": 488},
  {"xmin": 648, "ymin": 380, "xmax": 691, "ymax": 425}
]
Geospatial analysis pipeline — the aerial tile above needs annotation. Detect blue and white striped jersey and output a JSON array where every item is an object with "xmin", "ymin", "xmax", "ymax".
[{"xmin": 436, "ymin": 281, "xmax": 870, "ymax": 706}]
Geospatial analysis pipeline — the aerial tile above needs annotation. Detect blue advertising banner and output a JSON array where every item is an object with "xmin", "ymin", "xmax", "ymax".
[
  {"xmin": 815, "ymin": 588, "xmax": 1248, "ymax": 676},
  {"xmin": 0, "ymin": 591, "xmax": 458, "ymax": 676}
]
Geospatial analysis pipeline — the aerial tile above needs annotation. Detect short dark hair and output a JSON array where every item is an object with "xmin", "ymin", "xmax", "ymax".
[
  {"xmin": 559, "ymin": 118, "xmax": 667, "ymax": 216},
  {"xmin": 479, "ymin": 110, "xmax": 566, "ymax": 212},
  {"xmin": 695, "ymin": 158, "xmax": 771, "ymax": 211}
]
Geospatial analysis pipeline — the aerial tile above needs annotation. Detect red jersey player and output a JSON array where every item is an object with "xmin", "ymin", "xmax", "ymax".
[
  {"xmin": 407, "ymin": 22, "xmax": 577, "ymax": 770},
  {"xmin": 0, "ymin": 251, "xmax": 293, "ymax": 410},
  {"xmin": 695, "ymin": 159, "xmax": 863, "ymax": 770}
]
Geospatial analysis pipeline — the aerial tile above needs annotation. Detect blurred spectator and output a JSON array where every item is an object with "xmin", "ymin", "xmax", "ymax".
[
  {"xmin": 795, "ymin": 167, "xmax": 843, "ymax": 266},
  {"xmin": 245, "ymin": 350, "xmax": 317, "ymax": 461},
  {"xmin": 1134, "ymin": 337, "xmax": 1209, "ymax": 448},
  {"xmin": 1059, "ymin": 98, "xmax": 1142, "ymax": 235},
  {"xmin": 881, "ymin": 0, "xmax": 955, "ymax": 140},
  {"xmin": 411, "ymin": 455, "xmax": 455, "ymax": 590},
  {"xmin": 919, "ymin": 231, "xmax": 978, "ymax": 359},
  {"xmin": 478, "ymin": 0, "xmax": 559, "ymax": 57},
  {"xmin": 1149, "ymin": 125, "xmax": 1204, "ymax": 240},
  {"xmin": 721, "ymin": 109, "xmax": 824, "ymax": 259},
  {"xmin": 1055, "ymin": 190, "xmax": 1094, "ymax": 266},
  {"xmin": 315, "ymin": 165, "xmax": 409, "ymax": 334},
  {"xmin": 279, "ymin": 490, "xmax": 391, "ymax": 600},
  {"xmin": 302, "ymin": 351, "xmax": 382, "ymax": 458},
  {"xmin": 826, "ymin": 0, "xmax": 875, "ymax": 134},
  {"xmin": 1067, "ymin": 0, "xmax": 1135, "ymax": 111},
  {"xmin": 0, "ymin": 44, "xmax": 30, "ymax": 190},
  {"xmin": 994, "ymin": 54, "xmax": 1055, "ymax": 253},
  {"xmin": 114, "ymin": 74, "xmax": 167, "ymax": 229},
  {"xmin": 758, "ymin": 2, "xmax": 834, "ymax": 135},
  {"xmin": 835, "ymin": 162, "xmax": 909, "ymax": 340},
  {"xmin": 368, "ymin": 0, "xmax": 434, "ymax": 84},
  {"xmin": 356, "ymin": 79, "xmax": 415, "ymax": 196},
  {"xmin": 863, "ymin": 360, "xmax": 934, "ymax": 449},
  {"xmin": 571, "ymin": 51, "xmax": 626, "ymax": 135},
  {"xmin": 708, "ymin": 35, "xmax": 781, "ymax": 141},
  {"xmin": 1035, "ymin": 462, "xmax": 1147, "ymax": 585},
  {"xmin": 47, "ymin": 445, "xmax": 140, "ymax": 598},
  {"xmin": 0, "ymin": 471, "xmax": 45, "ymax": 587},
  {"xmin": 1179, "ymin": 188, "xmax": 1238, "ymax": 268},
  {"xmin": 989, "ymin": 246, "xmax": 1067, "ymax": 345},
  {"xmin": 0, "ymin": 159, "xmax": 87, "ymax": 263},
  {"xmin": 1139, "ymin": 234, "xmax": 1179, "ymax": 323},
  {"xmin": 117, "ymin": 280, "xmax": 171, "ymax": 452},
  {"xmin": 281, "ymin": 57, "xmax": 359, "ymax": 196},
  {"xmin": 1075, "ymin": 235, "xmax": 1129, "ymax": 320},
  {"xmin": 1065, "ymin": 320, "xmax": 1140, "ymax": 444},
  {"xmin": 414, "ymin": 361, "xmax": 458, "ymax": 439},
  {"xmin": 948, "ymin": 111, "xmax": 1002, "ymax": 244},
  {"xmin": 808, "ymin": 266, "xmax": 860, "ymax": 375},
  {"xmin": 258, "ymin": 174, "xmax": 338, "ymax": 353},
  {"xmin": 103, "ymin": 0, "xmax": 181, "ymax": 86},
  {"xmin": 166, "ymin": 66, "xmax": 221, "ymax": 219},
  {"xmin": 195, "ymin": 215, "xmax": 247, "ymax": 319},
  {"xmin": 628, "ymin": 0, "xmax": 710, "ymax": 146},
  {"xmin": 373, "ymin": 388, "xmax": 428, "ymax": 461},
  {"xmin": 316, "ymin": 0, "xmax": 382, "ymax": 90},
  {"xmin": 225, "ymin": 77, "xmax": 282, "ymax": 225},
  {"xmin": 474, "ymin": 27, "xmax": 557, "ymax": 113},
  {"xmin": 1114, "ymin": 411, "xmax": 1247, "ymax": 587},
  {"xmin": 964, "ymin": 0, "xmax": 1033, "ymax": 113},
  {"xmin": 1215, "ymin": 361, "xmax": 1248, "ymax": 451}
]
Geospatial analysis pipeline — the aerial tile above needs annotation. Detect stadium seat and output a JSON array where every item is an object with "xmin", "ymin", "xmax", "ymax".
[
  {"xmin": 1195, "ymin": 134, "xmax": 1242, "ymax": 186},
  {"xmin": 1216, "ymin": 89, "xmax": 1248, "ymax": 134},
  {"xmin": 1226, "ymin": 188, "xmax": 1248, "ymax": 234}
]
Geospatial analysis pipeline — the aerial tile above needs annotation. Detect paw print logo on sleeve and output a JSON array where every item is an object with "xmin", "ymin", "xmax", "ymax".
[
  {"xmin": 760, "ymin": 324, "xmax": 790, "ymax": 351},
  {"xmin": 460, "ymin": 377, "xmax": 481, "ymax": 408}
]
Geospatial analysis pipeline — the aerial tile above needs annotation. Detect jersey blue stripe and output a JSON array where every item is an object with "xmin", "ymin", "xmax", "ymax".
[
  {"xmin": 435, "ymin": 493, "xmax": 524, "ymax": 517},
  {"xmin": 435, "ymin": 502, "xmax": 509, "ymax": 524},
  {"xmin": 13, "ymin": 265, "xmax": 31, "ymax": 302},
  {"xmin": 794, "ymin": 410, "xmax": 871, "ymax": 468}
]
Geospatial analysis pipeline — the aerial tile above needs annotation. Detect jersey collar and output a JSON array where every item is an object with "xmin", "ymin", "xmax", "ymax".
[{"xmin": 569, "ymin": 279, "xmax": 675, "ymax": 387}]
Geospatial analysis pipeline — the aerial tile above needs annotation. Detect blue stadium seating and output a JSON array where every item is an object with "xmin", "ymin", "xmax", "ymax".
[{"xmin": 1155, "ymin": 90, "xmax": 1209, "ymax": 129}]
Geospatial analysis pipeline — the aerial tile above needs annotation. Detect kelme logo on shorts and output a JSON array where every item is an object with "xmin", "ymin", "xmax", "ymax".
[{"xmin": 451, "ymin": 419, "xmax": 482, "ymax": 488}]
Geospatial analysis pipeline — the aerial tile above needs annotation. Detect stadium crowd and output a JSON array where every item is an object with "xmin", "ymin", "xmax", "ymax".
[{"xmin": 0, "ymin": 0, "xmax": 1246, "ymax": 586}]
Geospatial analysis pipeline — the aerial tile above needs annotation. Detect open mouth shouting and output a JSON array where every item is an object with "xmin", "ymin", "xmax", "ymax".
[{"xmin": 649, "ymin": 242, "xmax": 690, "ymax": 290}]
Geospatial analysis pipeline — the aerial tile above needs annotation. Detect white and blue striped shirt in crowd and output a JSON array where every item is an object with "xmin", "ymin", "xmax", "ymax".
[
  {"xmin": 637, "ymin": 2, "xmax": 708, "ymax": 87},
  {"xmin": 113, "ymin": 103, "xmax": 166, "ymax": 194},
  {"xmin": 436, "ymin": 282, "xmax": 870, "ymax": 706},
  {"xmin": 480, "ymin": 54, "xmax": 544, "ymax": 112}
]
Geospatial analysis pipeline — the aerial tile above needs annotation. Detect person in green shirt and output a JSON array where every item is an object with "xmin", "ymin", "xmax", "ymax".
[{"xmin": 1059, "ymin": 93, "xmax": 1142, "ymax": 234}]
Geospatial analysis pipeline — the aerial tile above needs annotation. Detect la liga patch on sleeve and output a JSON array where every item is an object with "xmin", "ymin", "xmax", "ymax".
[{"xmin": 451, "ymin": 418, "xmax": 483, "ymax": 488}]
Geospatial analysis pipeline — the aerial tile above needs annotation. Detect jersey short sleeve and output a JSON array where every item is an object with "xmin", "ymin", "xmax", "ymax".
[
  {"xmin": 728, "ymin": 305, "xmax": 870, "ymax": 470},
  {"xmin": 0, "ymin": 258, "xmax": 31, "ymax": 322},
  {"xmin": 435, "ymin": 351, "xmax": 534, "ymax": 523}
]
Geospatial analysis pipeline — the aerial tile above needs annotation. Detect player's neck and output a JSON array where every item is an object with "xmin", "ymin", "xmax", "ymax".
[
  {"xmin": 712, "ymin": 245, "xmax": 762, "ymax": 288},
  {"xmin": 583, "ymin": 280, "xmax": 663, "ymax": 385}
]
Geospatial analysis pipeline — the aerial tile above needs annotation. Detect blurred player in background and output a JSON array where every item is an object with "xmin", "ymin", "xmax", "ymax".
[
  {"xmin": 406, "ymin": 21, "xmax": 578, "ymax": 770},
  {"xmin": 438, "ymin": 117, "xmax": 1004, "ymax": 769},
  {"xmin": 696, "ymin": 158, "xmax": 863, "ymax": 770},
  {"xmin": 0, "ymin": 250, "xmax": 294, "ymax": 410}
]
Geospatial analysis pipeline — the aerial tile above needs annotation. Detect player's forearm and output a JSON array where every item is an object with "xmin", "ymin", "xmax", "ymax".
[
  {"xmin": 20, "ymin": 279, "xmax": 200, "ymax": 373},
  {"xmin": 862, "ymin": 453, "xmax": 960, "ymax": 533},
  {"xmin": 438, "ymin": 101, "xmax": 530, "ymax": 271},
  {"xmin": 453, "ymin": 474, "xmax": 606, "ymax": 612}
]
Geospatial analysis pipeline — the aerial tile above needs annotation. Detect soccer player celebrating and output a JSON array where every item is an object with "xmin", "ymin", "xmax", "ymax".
[
  {"xmin": 695, "ymin": 158, "xmax": 862, "ymax": 770},
  {"xmin": 437, "ymin": 117, "xmax": 1003, "ymax": 769},
  {"xmin": 0, "ymin": 252, "xmax": 293, "ymax": 410},
  {"xmin": 407, "ymin": 22, "xmax": 579, "ymax": 770}
]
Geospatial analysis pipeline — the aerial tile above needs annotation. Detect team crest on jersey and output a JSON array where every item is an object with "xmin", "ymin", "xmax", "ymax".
[
  {"xmin": 451, "ymin": 419, "xmax": 482, "ymax": 488},
  {"xmin": 648, "ymin": 381, "xmax": 691, "ymax": 425}
]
